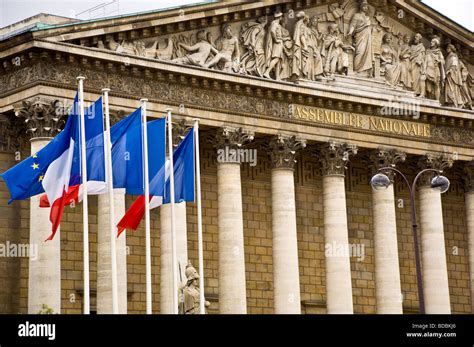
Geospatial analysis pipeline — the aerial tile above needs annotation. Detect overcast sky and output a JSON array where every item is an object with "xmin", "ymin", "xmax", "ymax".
[{"xmin": 0, "ymin": 0, "xmax": 472, "ymax": 30}]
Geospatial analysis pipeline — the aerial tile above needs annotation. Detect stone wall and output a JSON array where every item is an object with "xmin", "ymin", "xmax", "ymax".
[{"xmin": 1, "ymin": 141, "xmax": 471, "ymax": 314}]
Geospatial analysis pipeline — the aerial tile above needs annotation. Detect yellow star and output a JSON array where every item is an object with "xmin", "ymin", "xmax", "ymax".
[
  {"xmin": 31, "ymin": 163, "xmax": 39, "ymax": 170},
  {"xmin": 38, "ymin": 175, "xmax": 44, "ymax": 182},
  {"xmin": 32, "ymin": 153, "xmax": 38, "ymax": 158}
]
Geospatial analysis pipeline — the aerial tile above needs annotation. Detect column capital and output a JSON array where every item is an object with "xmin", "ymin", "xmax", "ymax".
[
  {"xmin": 214, "ymin": 126, "xmax": 254, "ymax": 151},
  {"xmin": 369, "ymin": 148, "xmax": 406, "ymax": 182},
  {"xmin": 463, "ymin": 161, "xmax": 474, "ymax": 193},
  {"xmin": 417, "ymin": 153, "xmax": 454, "ymax": 186},
  {"xmin": 172, "ymin": 118, "xmax": 192, "ymax": 147},
  {"xmin": 318, "ymin": 141, "xmax": 358, "ymax": 177},
  {"xmin": 14, "ymin": 97, "xmax": 66, "ymax": 140},
  {"xmin": 268, "ymin": 134, "xmax": 306, "ymax": 170}
]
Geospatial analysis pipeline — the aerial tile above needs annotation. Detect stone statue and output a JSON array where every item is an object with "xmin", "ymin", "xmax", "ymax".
[
  {"xmin": 305, "ymin": 16, "xmax": 325, "ymax": 80},
  {"xmin": 444, "ymin": 44, "xmax": 465, "ymax": 108},
  {"xmin": 321, "ymin": 22, "xmax": 352, "ymax": 78},
  {"xmin": 178, "ymin": 261, "xmax": 210, "ymax": 314},
  {"xmin": 347, "ymin": 0, "xmax": 374, "ymax": 76},
  {"xmin": 172, "ymin": 30, "xmax": 213, "ymax": 67},
  {"xmin": 240, "ymin": 16, "xmax": 268, "ymax": 77},
  {"xmin": 380, "ymin": 33, "xmax": 401, "ymax": 87},
  {"xmin": 204, "ymin": 23, "xmax": 240, "ymax": 72},
  {"xmin": 291, "ymin": 11, "xmax": 309, "ymax": 82},
  {"xmin": 264, "ymin": 11, "xmax": 284, "ymax": 79},
  {"xmin": 399, "ymin": 34, "xmax": 413, "ymax": 90},
  {"xmin": 410, "ymin": 33, "xmax": 426, "ymax": 97},
  {"xmin": 424, "ymin": 35, "xmax": 445, "ymax": 101}
]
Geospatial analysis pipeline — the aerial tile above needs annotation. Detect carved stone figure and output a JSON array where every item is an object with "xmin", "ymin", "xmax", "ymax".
[
  {"xmin": 444, "ymin": 44, "xmax": 465, "ymax": 108},
  {"xmin": 291, "ymin": 12, "xmax": 309, "ymax": 82},
  {"xmin": 178, "ymin": 261, "xmax": 209, "ymax": 314},
  {"xmin": 399, "ymin": 34, "xmax": 412, "ymax": 89},
  {"xmin": 305, "ymin": 16, "xmax": 325, "ymax": 80},
  {"xmin": 240, "ymin": 16, "xmax": 268, "ymax": 77},
  {"xmin": 424, "ymin": 36, "xmax": 445, "ymax": 101},
  {"xmin": 322, "ymin": 23, "xmax": 352, "ymax": 78},
  {"xmin": 329, "ymin": 0, "xmax": 349, "ymax": 34},
  {"xmin": 264, "ymin": 11, "xmax": 284, "ymax": 79},
  {"xmin": 380, "ymin": 33, "xmax": 401, "ymax": 87},
  {"xmin": 204, "ymin": 24, "xmax": 240, "ymax": 72},
  {"xmin": 279, "ymin": 14, "xmax": 294, "ymax": 81},
  {"xmin": 348, "ymin": 0, "xmax": 373, "ymax": 76},
  {"xmin": 410, "ymin": 33, "xmax": 426, "ymax": 97},
  {"xmin": 172, "ymin": 30, "xmax": 213, "ymax": 67},
  {"xmin": 458, "ymin": 50, "xmax": 473, "ymax": 109}
]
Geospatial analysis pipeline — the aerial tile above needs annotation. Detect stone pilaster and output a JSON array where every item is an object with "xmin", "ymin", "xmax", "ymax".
[
  {"xmin": 463, "ymin": 161, "xmax": 474, "ymax": 313},
  {"xmin": 160, "ymin": 119, "xmax": 191, "ymax": 313},
  {"xmin": 268, "ymin": 135, "xmax": 305, "ymax": 313},
  {"xmin": 215, "ymin": 126, "xmax": 253, "ymax": 314},
  {"xmin": 369, "ymin": 148, "xmax": 406, "ymax": 313},
  {"xmin": 318, "ymin": 141, "xmax": 357, "ymax": 314},
  {"xmin": 15, "ymin": 97, "xmax": 65, "ymax": 314},
  {"xmin": 417, "ymin": 154, "xmax": 453, "ymax": 313}
]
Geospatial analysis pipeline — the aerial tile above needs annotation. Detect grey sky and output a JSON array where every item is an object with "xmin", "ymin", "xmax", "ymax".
[{"xmin": 0, "ymin": 0, "xmax": 472, "ymax": 31}]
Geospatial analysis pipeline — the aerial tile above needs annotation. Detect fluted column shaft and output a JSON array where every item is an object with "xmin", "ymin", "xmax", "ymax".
[
  {"xmin": 372, "ymin": 184, "xmax": 403, "ymax": 313},
  {"xmin": 160, "ymin": 202, "xmax": 188, "ymax": 314},
  {"xmin": 466, "ymin": 190, "xmax": 474, "ymax": 313},
  {"xmin": 217, "ymin": 162, "xmax": 247, "ymax": 313},
  {"xmin": 215, "ymin": 126, "xmax": 253, "ymax": 314},
  {"xmin": 28, "ymin": 138, "xmax": 61, "ymax": 314},
  {"xmin": 97, "ymin": 194, "xmax": 127, "ymax": 313},
  {"xmin": 371, "ymin": 148, "xmax": 405, "ymax": 313},
  {"xmin": 419, "ymin": 186, "xmax": 451, "ymax": 313},
  {"xmin": 269, "ymin": 135, "xmax": 305, "ymax": 313},
  {"xmin": 319, "ymin": 141, "xmax": 357, "ymax": 314}
]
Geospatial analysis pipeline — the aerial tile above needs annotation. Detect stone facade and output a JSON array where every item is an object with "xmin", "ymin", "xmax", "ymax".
[{"xmin": 0, "ymin": 0, "xmax": 473, "ymax": 314}]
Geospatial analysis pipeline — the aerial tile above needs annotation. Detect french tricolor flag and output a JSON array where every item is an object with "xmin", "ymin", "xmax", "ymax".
[{"xmin": 39, "ymin": 96, "xmax": 106, "ymax": 210}]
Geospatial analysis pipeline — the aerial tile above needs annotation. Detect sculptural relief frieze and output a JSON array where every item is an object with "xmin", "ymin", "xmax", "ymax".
[{"xmin": 86, "ymin": 0, "xmax": 474, "ymax": 110}]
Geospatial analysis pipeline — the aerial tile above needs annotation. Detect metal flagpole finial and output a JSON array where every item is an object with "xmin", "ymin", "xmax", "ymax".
[
  {"xmin": 77, "ymin": 76, "xmax": 86, "ymax": 81},
  {"xmin": 165, "ymin": 107, "xmax": 173, "ymax": 113},
  {"xmin": 140, "ymin": 98, "xmax": 148, "ymax": 103},
  {"xmin": 192, "ymin": 118, "xmax": 200, "ymax": 123},
  {"xmin": 101, "ymin": 88, "xmax": 111, "ymax": 93}
]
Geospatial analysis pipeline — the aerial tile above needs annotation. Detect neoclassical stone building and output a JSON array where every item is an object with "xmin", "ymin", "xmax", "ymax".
[{"xmin": 0, "ymin": 0, "xmax": 473, "ymax": 314}]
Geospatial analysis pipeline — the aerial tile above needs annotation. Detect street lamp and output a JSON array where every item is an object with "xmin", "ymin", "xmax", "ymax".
[{"xmin": 370, "ymin": 167, "xmax": 450, "ymax": 314}]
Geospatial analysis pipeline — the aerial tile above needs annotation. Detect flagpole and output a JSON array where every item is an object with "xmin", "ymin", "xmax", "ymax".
[
  {"xmin": 141, "ymin": 98, "xmax": 152, "ymax": 314},
  {"xmin": 77, "ymin": 76, "xmax": 90, "ymax": 315},
  {"xmin": 102, "ymin": 88, "xmax": 119, "ymax": 314},
  {"xmin": 193, "ymin": 119, "xmax": 205, "ymax": 314},
  {"xmin": 166, "ymin": 108, "xmax": 178, "ymax": 314}
]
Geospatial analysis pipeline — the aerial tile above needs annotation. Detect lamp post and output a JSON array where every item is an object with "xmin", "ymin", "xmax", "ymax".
[{"xmin": 370, "ymin": 167, "xmax": 450, "ymax": 314}]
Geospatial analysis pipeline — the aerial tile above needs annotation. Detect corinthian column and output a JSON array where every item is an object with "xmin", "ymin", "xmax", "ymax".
[
  {"xmin": 319, "ymin": 141, "xmax": 357, "ymax": 314},
  {"xmin": 215, "ymin": 126, "xmax": 253, "ymax": 314},
  {"xmin": 160, "ymin": 119, "xmax": 190, "ymax": 314},
  {"xmin": 418, "ymin": 154, "xmax": 453, "ymax": 314},
  {"xmin": 463, "ymin": 161, "xmax": 474, "ymax": 313},
  {"xmin": 268, "ymin": 135, "xmax": 306, "ymax": 314},
  {"xmin": 15, "ymin": 97, "xmax": 64, "ymax": 314},
  {"xmin": 370, "ymin": 148, "xmax": 406, "ymax": 313}
]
